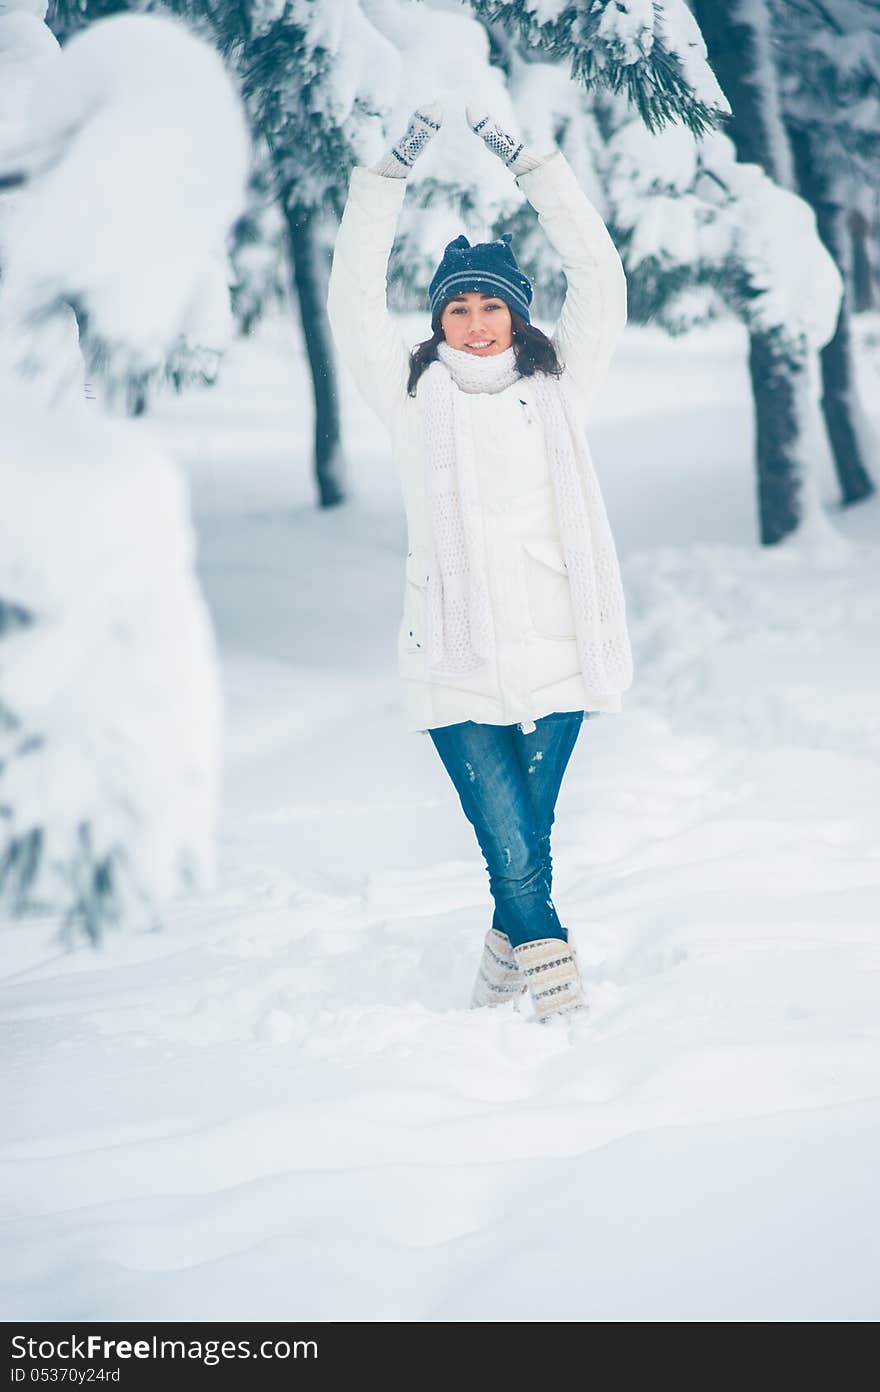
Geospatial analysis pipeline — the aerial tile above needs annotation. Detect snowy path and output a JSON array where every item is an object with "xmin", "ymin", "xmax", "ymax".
[{"xmin": 2, "ymin": 320, "xmax": 879, "ymax": 1320}]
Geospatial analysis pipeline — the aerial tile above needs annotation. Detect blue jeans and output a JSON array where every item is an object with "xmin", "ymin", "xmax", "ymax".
[{"xmin": 428, "ymin": 711, "xmax": 585, "ymax": 949}]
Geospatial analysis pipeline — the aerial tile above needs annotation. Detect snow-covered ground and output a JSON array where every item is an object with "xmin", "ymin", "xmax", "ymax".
[{"xmin": 2, "ymin": 313, "xmax": 879, "ymax": 1321}]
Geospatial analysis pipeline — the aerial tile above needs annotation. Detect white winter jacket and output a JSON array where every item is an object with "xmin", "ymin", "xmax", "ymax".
[{"xmin": 327, "ymin": 150, "xmax": 628, "ymax": 734}]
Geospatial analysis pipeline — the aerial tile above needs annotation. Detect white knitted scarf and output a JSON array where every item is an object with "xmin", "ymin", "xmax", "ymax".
[{"xmin": 418, "ymin": 339, "xmax": 633, "ymax": 695}]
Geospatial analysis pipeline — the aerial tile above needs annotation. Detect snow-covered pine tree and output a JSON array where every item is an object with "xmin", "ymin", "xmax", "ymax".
[
  {"xmin": 0, "ymin": 10, "xmax": 249, "ymax": 941},
  {"xmin": 142, "ymin": 0, "xmax": 405, "ymax": 508},
  {"xmin": 602, "ymin": 91, "xmax": 842, "ymax": 476},
  {"xmin": 768, "ymin": 0, "xmax": 878, "ymax": 505},
  {"xmin": 694, "ymin": 0, "xmax": 874, "ymax": 535},
  {"xmin": 31, "ymin": 2, "xmax": 242, "ymax": 416},
  {"xmin": 233, "ymin": 3, "xmax": 381, "ymax": 506},
  {"xmin": 127, "ymin": 0, "xmax": 403, "ymax": 506}
]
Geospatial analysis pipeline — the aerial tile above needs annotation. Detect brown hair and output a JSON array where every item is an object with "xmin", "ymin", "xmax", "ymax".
[{"xmin": 406, "ymin": 309, "xmax": 563, "ymax": 397}]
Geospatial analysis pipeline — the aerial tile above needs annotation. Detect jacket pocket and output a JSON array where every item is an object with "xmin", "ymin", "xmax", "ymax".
[
  {"xmin": 521, "ymin": 539, "xmax": 576, "ymax": 640},
  {"xmin": 403, "ymin": 552, "xmax": 430, "ymax": 653}
]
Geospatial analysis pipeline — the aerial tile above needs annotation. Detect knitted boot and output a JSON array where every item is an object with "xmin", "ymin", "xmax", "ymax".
[
  {"xmin": 512, "ymin": 936, "xmax": 587, "ymax": 1023},
  {"xmin": 470, "ymin": 928, "xmax": 527, "ymax": 1009}
]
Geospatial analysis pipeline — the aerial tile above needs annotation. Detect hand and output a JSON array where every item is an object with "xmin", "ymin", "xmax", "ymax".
[
  {"xmin": 465, "ymin": 106, "xmax": 544, "ymax": 176},
  {"xmin": 370, "ymin": 103, "xmax": 443, "ymax": 178}
]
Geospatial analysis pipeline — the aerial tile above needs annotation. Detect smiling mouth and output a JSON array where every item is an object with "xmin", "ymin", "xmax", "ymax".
[{"xmin": 465, "ymin": 340, "xmax": 494, "ymax": 350}]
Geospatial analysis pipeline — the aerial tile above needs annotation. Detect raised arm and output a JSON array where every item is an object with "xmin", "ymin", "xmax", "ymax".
[
  {"xmin": 517, "ymin": 152, "xmax": 627, "ymax": 411},
  {"xmin": 467, "ymin": 111, "xmax": 627, "ymax": 414},
  {"xmin": 327, "ymin": 105, "xmax": 442, "ymax": 428}
]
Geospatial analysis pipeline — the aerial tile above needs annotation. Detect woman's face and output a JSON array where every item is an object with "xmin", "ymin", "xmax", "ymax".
[{"xmin": 439, "ymin": 292, "xmax": 513, "ymax": 356}]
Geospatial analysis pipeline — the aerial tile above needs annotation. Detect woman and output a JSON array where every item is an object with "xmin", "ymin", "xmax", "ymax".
[{"xmin": 327, "ymin": 104, "xmax": 633, "ymax": 1024}]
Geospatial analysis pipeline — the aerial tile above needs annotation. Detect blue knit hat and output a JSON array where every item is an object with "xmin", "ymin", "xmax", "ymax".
[{"xmin": 428, "ymin": 232, "xmax": 532, "ymax": 331}]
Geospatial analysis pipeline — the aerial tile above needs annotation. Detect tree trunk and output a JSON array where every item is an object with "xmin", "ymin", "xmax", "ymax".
[
  {"xmin": 848, "ymin": 209, "xmax": 875, "ymax": 314},
  {"xmin": 692, "ymin": 0, "xmax": 795, "ymax": 191},
  {"xmin": 693, "ymin": 0, "xmax": 813, "ymax": 544},
  {"xmin": 786, "ymin": 128, "xmax": 875, "ymax": 506},
  {"xmin": 281, "ymin": 197, "xmax": 346, "ymax": 508},
  {"xmin": 748, "ymin": 332, "xmax": 809, "ymax": 544}
]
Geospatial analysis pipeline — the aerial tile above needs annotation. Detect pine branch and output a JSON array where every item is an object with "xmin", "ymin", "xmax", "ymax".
[{"xmin": 466, "ymin": 0, "xmax": 727, "ymax": 138}]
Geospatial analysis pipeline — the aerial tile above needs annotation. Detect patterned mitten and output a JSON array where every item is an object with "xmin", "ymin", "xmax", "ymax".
[
  {"xmin": 465, "ymin": 106, "xmax": 547, "ymax": 176},
  {"xmin": 470, "ymin": 928, "xmax": 527, "ymax": 1008},
  {"xmin": 369, "ymin": 103, "xmax": 443, "ymax": 178},
  {"xmin": 512, "ymin": 936, "xmax": 587, "ymax": 1023}
]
